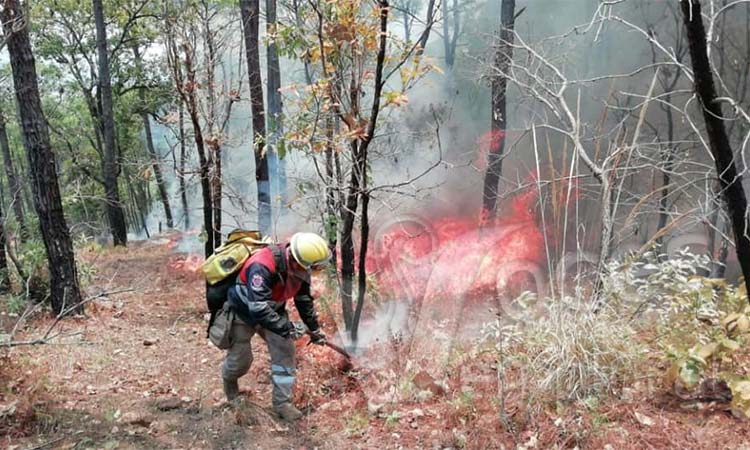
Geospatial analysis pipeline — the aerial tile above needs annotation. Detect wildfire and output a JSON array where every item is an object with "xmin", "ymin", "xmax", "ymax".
[
  {"xmin": 165, "ymin": 185, "xmax": 545, "ymax": 306},
  {"xmin": 168, "ymin": 254, "xmax": 204, "ymax": 273},
  {"xmin": 369, "ymin": 187, "xmax": 545, "ymax": 304}
]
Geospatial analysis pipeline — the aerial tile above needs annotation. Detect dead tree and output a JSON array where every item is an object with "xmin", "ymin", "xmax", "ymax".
[
  {"xmin": 680, "ymin": 0, "xmax": 750, "ymax": 299},
  {"xmin": 2, "ymin": 0, "xmax": 83, "ymax": 313}
]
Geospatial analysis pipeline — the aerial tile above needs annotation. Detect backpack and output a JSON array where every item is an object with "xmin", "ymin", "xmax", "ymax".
[{"xmin": 202, "ymin": 230, "xmax": 272, "ymax": 329}]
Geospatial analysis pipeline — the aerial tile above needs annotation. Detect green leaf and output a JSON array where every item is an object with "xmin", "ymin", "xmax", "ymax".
[{"xmin": 277, "ymin": 139, "xmax": 287, "ymax": 160}]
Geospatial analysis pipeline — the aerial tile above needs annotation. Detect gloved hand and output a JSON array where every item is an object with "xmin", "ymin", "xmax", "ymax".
[
  {"xmin": 289, "ymin": 321, "xmax": 308, "ymax": 340},
  {"xmin": 309, "ymin": 328, "xmax": 327, "ymax": 346}
]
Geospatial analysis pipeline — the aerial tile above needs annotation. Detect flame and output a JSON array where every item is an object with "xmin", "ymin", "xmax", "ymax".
[
  {"xmin": 168, "ymin": 254, "xmax": 204, "ymax": 273},
  {"xmin": 369, "ymin": 186, "xmax": 545, "ymax": 304}
]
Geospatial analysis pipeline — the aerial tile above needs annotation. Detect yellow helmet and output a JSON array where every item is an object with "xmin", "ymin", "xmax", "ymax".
[{"xmin": 290, "ymin": 232, "xmax": 331, "ymax": 270}]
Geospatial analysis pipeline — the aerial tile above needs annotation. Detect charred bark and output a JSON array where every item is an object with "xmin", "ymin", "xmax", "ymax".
[
  {"xmin": 681, "ymin": 0, "xmax": 750, "ymax": 299},
  {"xmin": 2, "ymin": 0, "xmax": 83, "ymax": 313},
  {"xmin": 93, "ymin": 0, "xmax": 127, "ymax": 246},
  {"xmin": 240, "ymin": 0, "xmax": 272, "ymax": 235},
  {"xmin": 481, "ymin": 0, "xmax": 516, "ymax": 218},
  {"xmin": 0, "ymin": 110, "xmax": 28, "ymax": 240}
]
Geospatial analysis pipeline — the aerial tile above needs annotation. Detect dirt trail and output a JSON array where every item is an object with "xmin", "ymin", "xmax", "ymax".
[
  {"xmin": 7, "ymin": 235, "xmax": 750, "ymax": 449},
  {"xmin": 3, "ymin": 235, "xmax": 323, "ymax": 450}
]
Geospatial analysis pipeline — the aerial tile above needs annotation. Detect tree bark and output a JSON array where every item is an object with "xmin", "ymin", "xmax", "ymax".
[
  {"xmin": 124, "ymin": 164, "xmax": 149, "ymax": 238},
  {"xmin": 0, "ymin": 189, "xmax": 10, "ymax": 292},
  {"xmin": 178, "ymin": 101, "xmax": 189, "ymax": 229},
  {"xmin": 2, "ymin": 0, "xmax": 83, "ymax": 313},
  {"xmin": 656, "ymin": 93, "xmax": 676, "ymax": 247},
  {"xmin": 266, "ymin": 0, "xmax": 287, "ymax": 209},
  {"xmin": 183, "ymin": 49, "xmax": 215, "ymax": 257},
  {"xmin": 442, "ymin": 0, "xmax": 460, "ymax": 68},
  {"xmin": 133, "ymin": 46, "xmax": 173, "ymax": 229},
  {"xmin": 481, "ymin": 0, "xmax": 515, "ymax": 219},
  {"xmin": 93, "ymin": 0, "xmax": 127, "ymax": 246},
  {"xmin": 240, "ymin": 0, "xmax": 272, "ymax": 235},
  {"xmin": 681, "ymin": 0, "xmax": 750, "ymax": 299},
  {"xmin": 0, "ymin": 110, "xmax": 28, "ymax": 239},
  {"xmin": 324, "ymin": 117, "xmax": 338, "ymax": 269},
  {"xmin": 349, "ymin": 0, "xmax": 389, "ymax": 340},
  {"xmin": 165, "ymin": 18, "xmax": 214, "ymax": 254},
  {"xmin": 415, "ymin": 0, "xmax": 436, "ymax": 57}
]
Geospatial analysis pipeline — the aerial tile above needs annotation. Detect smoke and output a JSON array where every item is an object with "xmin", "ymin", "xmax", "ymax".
[{"xmin": 334, "ymin": 300, "xmax": 411, "ymax": 359}]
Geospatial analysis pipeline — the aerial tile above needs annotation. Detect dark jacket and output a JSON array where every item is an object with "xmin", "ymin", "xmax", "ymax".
[{"xmin": 227, "ymin": 245, "xmax": 320, "ymax": 337}]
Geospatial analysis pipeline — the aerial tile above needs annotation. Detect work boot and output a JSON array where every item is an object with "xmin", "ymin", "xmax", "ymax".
[
  {"xmin": 273, "ymin": 402, "xmax": 303, "ymax": 421},
  {"xmin": 223, "ymin": 378, "xmax": 240, "ymax": 401}
]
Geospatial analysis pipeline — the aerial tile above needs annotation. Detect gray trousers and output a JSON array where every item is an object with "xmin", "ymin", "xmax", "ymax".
[{"xmin": 221, "ymin": 317, "xmax": 296, "ymax": 406}]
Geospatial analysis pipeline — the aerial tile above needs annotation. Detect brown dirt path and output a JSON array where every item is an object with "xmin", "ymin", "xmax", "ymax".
[{"xmin": 2, "ymin": 235, "xmax": 321, "ymax": 450}]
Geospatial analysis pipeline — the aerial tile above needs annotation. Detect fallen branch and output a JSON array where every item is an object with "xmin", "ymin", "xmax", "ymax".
[{"xmin": 3, "ymin": 288, "xmax": 135, "ymax": 348}]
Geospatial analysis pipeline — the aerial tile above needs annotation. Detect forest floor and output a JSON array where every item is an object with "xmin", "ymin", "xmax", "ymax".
[{"xmin": 2, "ymin": 233, "xmax": 750, "ymax": 449}]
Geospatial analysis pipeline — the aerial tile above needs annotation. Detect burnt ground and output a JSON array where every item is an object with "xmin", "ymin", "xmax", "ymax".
[{"xmin": 2, "ymin": 233, "xmax": 750, "ymax": 449}]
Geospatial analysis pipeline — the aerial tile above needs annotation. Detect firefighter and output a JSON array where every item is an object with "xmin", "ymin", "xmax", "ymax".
[{"xmin": 221, "ymin": 232, "xmax": 331, "ymax": 421}]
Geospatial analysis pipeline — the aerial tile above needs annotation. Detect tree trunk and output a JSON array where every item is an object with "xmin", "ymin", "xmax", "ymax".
[
  {"xmin": 240, "ymin": 0, "xmax": 272, "ymax": 235},
  {"xmin": 141, "ymin": 110, "xmax": 173, "ymax": 229},
  {"xmin": 93, "ymin": 0, "xmax": 127, "ymax": 246},
  {"xmin": 0, "ymin": 190, "xmax": 10, "ymax": 293},
  {"xmin": 481, "ymin": 0, "xmax": 515, "ymax": 219},
  {"xmin": 324, "ymin": 117, "xmax": 338, "ymax": 270},
  {"xmin": 178, "ymin": 101, "xmax": 189, "ymax": 229},
  {"xmin": 0, "ymin": 111, "xmax": 28, "ymax": 239},
  {"xmin": 681, "ymin": 0, "xmax": 750, "ymax": 299},
  {"xmin": 415, "ymin": 0, "xmax": 436, "ymax": 57},
  {"xmin": 202, "ymin": 12, "xmax": 222, "ymax": 247},
  {"xmin": 346, "ymin": 0, "xmax": 390, "ymax": 339},
  {"xmin": 402, "ymin": 6, "xmax": 411, "ymax": 42},
  {"xmin": 442, "ymin": 0, "xmax": 460, "ymax": 67},
  {"xmin": 442, "ymin": 0, "xmax": 452, "ymax": 67},
  {"xmin": 133, "ymin": 46, "xmax": 173, "ymax": 229},
  {"xmin": 266, "ymin": 0, "xmax": 287, "ymax": 210},
  {"xmin": 124, "ymin": 164, "xmax": 150, "ymax": 238},
  {"xmin": 2, "ymin": 0, "xmax": 83, "ymax": 313},
  {"xmin": 183, "ymin": 51, "xmax": 215, "ymax": 257},
  {"xmin": 656, "ymin": 92, "xmax": 676, "ymax": 247},
  {"xmin": 339, "ymin": 166, "xmax": 359, "ymax": 330}
]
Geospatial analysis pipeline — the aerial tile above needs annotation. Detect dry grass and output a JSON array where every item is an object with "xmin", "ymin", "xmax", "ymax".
[{"xmin": 520, "ymin": 296, "xmax": 641, "ymax": 402}]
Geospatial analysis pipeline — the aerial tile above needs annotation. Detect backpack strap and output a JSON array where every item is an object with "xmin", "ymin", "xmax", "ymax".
[{"xmin": 271, "ymin": 244, "xmax": 288, "ymax": 284}]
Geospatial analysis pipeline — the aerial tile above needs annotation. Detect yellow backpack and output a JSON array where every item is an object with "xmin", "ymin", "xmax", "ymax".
[{"xmin": 201, "ymin": 229, "xmax": 273, "ymax": 285}]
